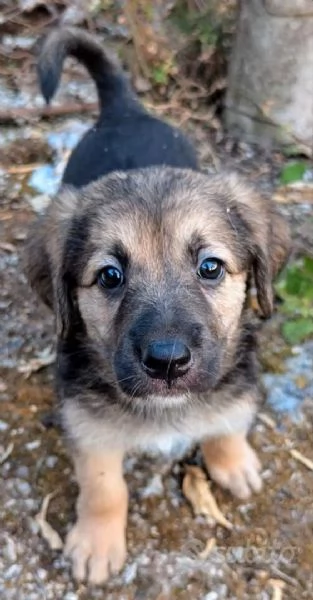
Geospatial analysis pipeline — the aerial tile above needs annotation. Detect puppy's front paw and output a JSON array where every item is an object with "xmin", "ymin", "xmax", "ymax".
[
  {"xmin": 202, "ymin": 435, "xmax": 262, "ymax": 500},
  {"xmin": 209, "ymin": 443, "xmax": 262, "ymax": 500},
  {"xmin": 65, "ymin": 514, "xmax": 126, "ymax": 585}
]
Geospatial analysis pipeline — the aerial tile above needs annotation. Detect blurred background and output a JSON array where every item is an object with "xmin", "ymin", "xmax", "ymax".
[{"xmin": 0, "ymin": 2, "xmax": 312, "ymax": 599}]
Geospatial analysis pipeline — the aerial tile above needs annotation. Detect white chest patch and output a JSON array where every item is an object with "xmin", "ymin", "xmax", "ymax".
[{"xmin": 63, "ymin": 393, "xmax": 255, "ymax": 459}]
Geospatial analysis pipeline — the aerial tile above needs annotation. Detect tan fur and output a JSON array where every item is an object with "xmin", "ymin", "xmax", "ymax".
[
  {"xmin": 202, "ymin": 432, "xmax": 262, "ymax": 499},
  {"xmin": 211, "ymin": 271, "xmax": 247, "ymax": 337},
  {"xmin": 65, "ymin": 449, "xmax": 127, "ymax": 584},
  {"xmin": 76, "ymin": 172, "xmax": 257, "ymax": 353}
]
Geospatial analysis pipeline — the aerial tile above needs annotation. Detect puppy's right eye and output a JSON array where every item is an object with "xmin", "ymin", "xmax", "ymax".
[
  {"xmin": 197, "ymin": 257, "xmax": 225, "ymax": 282},
  {"xmin": 97, "ymin": 265, "xmax": 124, "ymax": 289}
]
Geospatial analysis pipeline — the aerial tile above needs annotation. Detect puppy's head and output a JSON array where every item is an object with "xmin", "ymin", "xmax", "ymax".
[{"xmin": 26, "ymin": 168, "xmax": 290, "ymax": 412}]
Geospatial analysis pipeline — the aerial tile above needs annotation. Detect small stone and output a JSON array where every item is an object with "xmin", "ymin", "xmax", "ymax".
[
  {"xmin": 64, "ymin": 593, "xmax": 78, "ymax": 600},
  {"xmin": 28, "ymin": 192, "xmax": 52, "ymax": 213},
  {"xmin": 0, "ymin": 420, "xmax": 8, "ymax": 431},
  {"xmin": 28, "ymin": 516, "xmax": 40, "ymax": 535},
  {"xmin": 15, "ymin": 478, "xmax": 31, "ymax": 497},
  {"xmin": 204, "ymin": 593, "xmax": 218, "ymax": 600},
  {"xmin": 4, "ymin": 563, "xmax": 22, "ymax": 580},
  {"xmin": 46, "ymin": 455, "xmax": 58, "ymax": 468},
  {"xmin": 37, "ymin": 568, "xmax": 47, "ymax": 580},
  {"xmin": 24, "ymin": 498, "xmax": 37, "ymax": 511},
  {"xmin": 5, "ymin": 498, "xmax": 16, "ymax": 509},
  {"xmin": 134, "ymin": 76, "xmax": 152, "ymax": 93},
  {"xmin": 16, "ymin": 465, "xmax": 29, "ymax": 478},
  {"xmin": 0, "ymin": 379, "xmax": 7, "ymax": 392},
  {"xmin": 141, "ymin": 474, "xmax": 164, "ymax": 498},
  {"xmin": 25, "ymin": 439, "xmax": 41, "ymax": 451},
  {"xmin": 217, "ymin": 584, "xmax": 228, "ymax": 598},
  {"xmin": 123, "ymin": 562, "xmax": 138, "ymax": 584},
  {"xmin": 3, "ymin": 536, "xmax": 17, "ymax": 562},
  {"xmin": 138, "ymin": 554, "xmax": 150, "ymax": 566}
]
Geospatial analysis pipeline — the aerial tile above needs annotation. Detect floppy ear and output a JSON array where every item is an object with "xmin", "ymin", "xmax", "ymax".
[
  {"xmin": 24, "ymin": 221, "xmax": 54, "ymax": 309},
  {"xmin": 25, "ymin": 186, "xmax": 81, "ymax": 338},
  {"xmin": 268, "ymin": 208, "xmax": 291, "ymax": 279},
  {"xmin": 251, "ymin": 207, "xmax": 291, "ymax": 317},
  {"xmin": 54, "ymin": 268, "xmax": 76, "ymax": 339},
  {"xmin": 226, "ymin": 175, "xmax": 291, "ymax": 318}
]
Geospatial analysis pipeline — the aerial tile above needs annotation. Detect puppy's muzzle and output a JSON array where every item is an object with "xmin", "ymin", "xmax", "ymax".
[{"xmin": 141, "ymin": 339, "xmax": 191, "ymax": 382}]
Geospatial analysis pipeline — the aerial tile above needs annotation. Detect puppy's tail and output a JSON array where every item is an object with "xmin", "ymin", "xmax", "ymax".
[{"xmin": 37, "ymin": 27, "xmax": 130, "ymax": 113}]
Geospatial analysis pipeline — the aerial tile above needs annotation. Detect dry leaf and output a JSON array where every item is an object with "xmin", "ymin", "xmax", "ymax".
[
  {"xmin": 290, "ymin": 449, "xmax": 313, "ymax": 471},
  {"xmin": 182, "ymin": 465, "xmax": 232, "ymax": 530},
  {"xmin": 198, "ymin": 537, "xmax": 216, "ymax": 559},
  {"xmin": 0, "ymin": 212, "xmax": 13, "ymax": 221},
  {"xmin": 273, "ymin": 183, "xmax": 313, "ymax": 205},
  {"xmin": 268, "ymin": 578, "xmax": 285, "ymax": 600},
  {"xmin": 18, "ymin": 347, "xmax": 56, "ymax": 379},
  {"xmin": 35, "ymin": 492, "xmax": 63, "ymax": 551},
  {"xmin": 0, "ymin": 242, "xmax": 16, "ymax": 253}
]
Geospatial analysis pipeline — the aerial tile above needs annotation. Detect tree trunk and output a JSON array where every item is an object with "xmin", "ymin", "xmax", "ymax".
[{"xmin": 224, "ymin": 0, "xmax": 313, "ymax": 156}]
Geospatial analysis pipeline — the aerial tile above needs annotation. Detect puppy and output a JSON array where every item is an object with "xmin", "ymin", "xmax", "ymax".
[{"xmin": 26, "ymin": 27, "xmax": 290, "ymax": 585}]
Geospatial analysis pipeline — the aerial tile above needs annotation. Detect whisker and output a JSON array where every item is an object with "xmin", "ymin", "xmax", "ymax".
[{"xmin": 116, "ymin": 375, "xmax": 136, "ymax": 384}]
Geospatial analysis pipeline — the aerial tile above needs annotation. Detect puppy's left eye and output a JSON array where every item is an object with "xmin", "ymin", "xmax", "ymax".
[
  {"xmin": 98, "ymin": 265, "xmax": 124, "ymax": 289},
  {"xmin": 197, "ymin": 258, "xmax": 225, "ymax": 282}
]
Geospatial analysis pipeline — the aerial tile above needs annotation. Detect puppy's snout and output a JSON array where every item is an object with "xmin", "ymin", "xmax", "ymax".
[{"xmin": 142, "ymin": 339, "xmax": 191, "ymax": 380}]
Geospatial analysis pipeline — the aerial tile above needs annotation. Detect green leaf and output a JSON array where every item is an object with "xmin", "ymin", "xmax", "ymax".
[
  {"xmin": 152, "ymin": 67, "xmax": 168, "ymax": 85},
  {"xmin": 282, "ymin": 318, "xmax": 313, "ymax": 344},
  {"xmin": 276, "ymin": 257, "xmax": 313, "ymax": 299},
  {"xmin": 303, "ymin": 256, "xmax": 313, "ymax": 276},
  {"xmin": 280, "ymin": 161, "xmax": 307, "ymax": 185},
  {"xmin": 280, "ymin": 297, "xmax": 313, "ymax": 317},
  {"xmin": 284, "ymin": 270, "xmax": 304, "ymax": 295}
]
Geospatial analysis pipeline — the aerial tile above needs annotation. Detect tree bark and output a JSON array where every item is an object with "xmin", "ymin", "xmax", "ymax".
[{"xmin": 224, "ymin": 0, "xmax": 313, "ymax": 156}]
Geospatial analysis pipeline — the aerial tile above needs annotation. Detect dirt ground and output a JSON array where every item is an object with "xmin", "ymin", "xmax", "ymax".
[{"xmin": 0, "ymin": 19, "xmax": 313, "ymax": 600}]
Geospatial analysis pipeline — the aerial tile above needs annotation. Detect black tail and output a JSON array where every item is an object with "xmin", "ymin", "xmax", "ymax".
[{"xmin": 37, "ymin": 27, "xmax": 130, "ymax": 112}]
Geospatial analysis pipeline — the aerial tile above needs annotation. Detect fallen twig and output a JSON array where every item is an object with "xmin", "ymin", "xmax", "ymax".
[
  {"xmin": 0, "ymin": 102, "xmax": 98, "ymax": 124},
  {"xmin": 0, "ymin": 443, "xmax": 14, "ymax": 465},
  {"xmin": 35, "ymin": 492, "xmax": 63, "ymax": 551},
  {"xmin": 270, "ymin": 566, "xmax": 299, "ymax": 588},
  {"xmin": 3, "ymin": 163, "xmax": 44, "ymax": 175},
  {"xmin": 258, "ymin": 413, "xmax": 277, "ymax": 429},
  {"xmin": 290, "ymin": 448, "xmax": 313, "ymax": 471}
]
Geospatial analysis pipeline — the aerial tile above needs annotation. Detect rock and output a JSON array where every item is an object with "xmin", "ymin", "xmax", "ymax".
[{"xmin": 225, "ymin": 0, "xmax": 313, "ymax": 155}]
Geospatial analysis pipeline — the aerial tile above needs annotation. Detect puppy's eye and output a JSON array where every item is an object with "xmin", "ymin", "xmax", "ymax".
[
  {"xmin": 197, "ymin": 258, "xmax": 225, "ymax": 282},
  {"xmin": 98, "ymin": 265, "xmax": 124, "ymax": 289}
]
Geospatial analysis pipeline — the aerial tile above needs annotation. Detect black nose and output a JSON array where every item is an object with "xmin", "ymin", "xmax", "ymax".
[{"xmin": 142, "ymin": 340, "xmax": 191, "ymax": 381}]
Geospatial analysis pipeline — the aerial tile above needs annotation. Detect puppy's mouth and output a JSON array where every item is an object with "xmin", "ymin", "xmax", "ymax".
[
  {"xmin": 116, "ymin": 366, "xmax": 216, "ymax": 401},
  {"xmin": 114, "ymin": 338, "xmax": 220, "ymax": 401}
]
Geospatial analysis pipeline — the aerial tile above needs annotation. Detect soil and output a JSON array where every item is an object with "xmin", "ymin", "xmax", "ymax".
[{"xmin": 0, "ymin": 17, "xmax": 313, "ymax": 600}]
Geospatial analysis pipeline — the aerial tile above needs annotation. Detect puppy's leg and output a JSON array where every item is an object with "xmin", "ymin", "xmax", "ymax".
[
  {"xmin": 65, "ymin": 449, "xmax": 127, "ymax": 584},
  {"xmin": 201, "ymin": 432, "xmax": 262, "ymax": 500}
]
